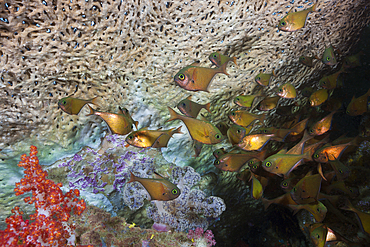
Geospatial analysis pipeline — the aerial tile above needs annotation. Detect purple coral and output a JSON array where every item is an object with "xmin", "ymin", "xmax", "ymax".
[{"xmin": 187, "ymin": 227, "xmax": 216, "ymax": 247}]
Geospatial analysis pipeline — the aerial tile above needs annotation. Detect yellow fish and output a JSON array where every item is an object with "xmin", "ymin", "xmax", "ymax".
[
  {"xmin": 58, "ymin": 96, "xmax": 100, "ymax": 115},
  {"xmin": 125, "ymin": 127, "xmax": 182, "ymax": 148},
  {"xmin": 255, "ymin": 70, "xmax": 276, "ymax": 87},
  {"xmin": 340, "ymin": 199, "xmax": 370, "ymax": 235},
  {"xmin": 214, "ymin": 153, "xmax": 254, "ymax": 172},
  {"xmin": 119, "ymin": 107, "xmax": 138, "ymax": 130},
  {"xmin": 319, "ymin": 68, "xmax": 345, "ymax": 89},
  {"xmin": 290, "ymin": 173, "xmax": 322, "ymax": 204},
  {"xmin": 288, "ymin": 201, "xmax": 327, "ymax": 222},
  {"xmin": 87, "ymin": 105, "xmax": 133, "ymax": 135},
  {"xmin": 322, "ymin": 44, "xmax": 338, "ymax": 66},
  {"xmin": 177, "ymin": 96, "xmax": 211, "ymax": 118},
  {"xmin": 127, "ymin": 172, "xmax": 180, "ymax": 201},
  {"xmin": 209, "ymin": 52, "xmax": 237, "ymax": 67},
  {"xmin": 346, "ymin": 88, "xmax": 370, "ymax": 116},
  {"xmin": 229, "ymin": 110, "xmax": 266, "ymax": 127},
  {"xmin": 237, "ymin": 133, "xmax": 282, "ymax": 151},
  {"xmin": 234, "ymin": 92, "xmax": 263, "ymax": 108},
  {"xmin": 262, "ymin": 151, "xmax": 312, "ymax": 177},
  {"xmin": 250, "ymin": 174, "xmax": 263, "ymax": 200},
  {"xmin": 309, "ymin": 111, "xmax": 336, "ymax": 136},
  {"xmin": 258, "ymin": 96, "xmax": 280, "ymax": 111},
  {"xmin": 310, "ymin": 89, "xmax": 328, "ymax": 107},
  {"xmin": 276, "ymin": 83, "xmax": 296, "ymax": 99},
  {"xmin": 174, "ymin": 62, "xmax": 229, "ymax": 92},
  {"xmin": 278, "ymin": 3, "xmax": 318, "ymax": 32},
  {"xmin": 306, "ymin": 223, "xmax": 327, "ymax": 247},
  {"xmin": 166, "ymin": 107, "xmax": 223, "ymax": 144},
  {"xmin": 227, "ymin": 124, "xmax": 251, "ymax": 145},
  {"xmin": 328, "ymin": 158, "xmax": 350, "ymax": 181}
]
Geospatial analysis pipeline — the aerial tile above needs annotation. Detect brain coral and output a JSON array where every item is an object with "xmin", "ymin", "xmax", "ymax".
[{"xmin": 0, "ymin": 0, "xmax": 369, "ymax": 156}]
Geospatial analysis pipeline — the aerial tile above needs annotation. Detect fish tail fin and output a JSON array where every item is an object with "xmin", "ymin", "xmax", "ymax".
[
  {"xmin": 232, "ymin": 56, "xmax": 238, "ymax": 67},
  {"xmin": 86, "ymin": 105, "xmax": 95, "ymax": 116},
  {"xmin": 218, "ymin": 59, "xmax": 230, "ymax": 76},
  {"xmin": 90, "ymin": 96, "xmax": 101, "ymax": 107},
  {"xmin": 166, "ymin": 107, "xmax": 179, "ymax": 122},
  {"xmin": 205, "ymin": 102, "xmax": 211, "ymax": 113},
  {"xmin": 128, "ymin": 171, "xmax": 136, "ymax": 183},
  {"xmin": 261, "ymin": 198, "xmax": 273, "ymax": 210},
  {"xmin": 133, "ymin": 121, "xmax": 139, "ymax": 130}
]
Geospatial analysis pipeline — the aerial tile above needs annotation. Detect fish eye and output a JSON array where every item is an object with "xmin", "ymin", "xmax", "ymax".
[
  {"xmin": 263, "ymin": 129, "xmax": 267, "ymax": 133},
  {"xmin": 339, "ymin": 169, "xmax": 343, "ymax": 173},
  {"xmin": 236, "ymin": 129, "xmax": 241, "ymax": 134},
  {"xmin": 215, "ymin": 134, "xmax": 221, "ymax": 139},
  {"xmin": 213, "ymin": 54, "xmax": 217, "ymax": 58},
  {"xmin": 302, "ymin": 57, "xmax": 305, "ymax": 60},
  {"xmin": 278, "ymin": 89, "xmax": 283, "ymax": 92},
  {"xmin": 178, "ymin": 73, "xmax": 185, "ymax": 80},
  {"xmin": 281, "ymin": 21, "xmax": 286, "ymax": 26},
  {"xmin": 171, "ymin": 189, "xmax": 178, "ymax": 195},
  {"xmin": 282, "ymin": 181, "xmax": 288, "ymax": 187},
  {"xmin": 346, "ymin": 110, "xmax": 350, "ymax": 114},
  {"xmin": 309, "ymin": 129, "xmax": 314, "ymax": 133},
  {"xmin": 314, "ymin": 154, "xmax": 319, "ymax": 158},
  {"xmin": 293, "ymin": 187, "xmax": 297, "ymax": 192},
  {"xmin": 316, "ymin": 234, "xmax": 320, "ymax": 239},
  {"xmin": 235, "ymin": 97, "xmax": 239, "ymax": 101},
  {"xmin": 265, "ymin": 161, "xmax": 272, "ymax": 167},
  {"xmin": 215, "ymin": 160, "xmax": 220, "ymax": 165},
  {"xmin": 62, "ymin": 100, "xmax": 67, "ymax": 105},
  {"xmin": 231, "ymin": 112, "xmax": 236, "ymax": 116},
  {"xmin": 249, "ymin": 160, "xmax": 254, "ymax": 165},
  {"xmin": 181, "ymin": 102, "xmax": 186, "ymax": 107},
  {"xmin": 326, "ymin": 57, "xmax": 331, "ymax": 61},
  {"xmin": 128, "ymin": 135, "xmax": 133, "ymax": 140},
  {"xmin": 256, "ymin": 77, "xmax": 261, "ymax": 81},
  {"xmin": 252, "ymin": 165, "xmax": 258, "ymax": 169}
]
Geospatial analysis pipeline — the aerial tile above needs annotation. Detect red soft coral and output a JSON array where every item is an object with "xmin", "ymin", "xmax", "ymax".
[{"xmin": 0, "ymin": 146, "xmax": 91, "ymax": 247}]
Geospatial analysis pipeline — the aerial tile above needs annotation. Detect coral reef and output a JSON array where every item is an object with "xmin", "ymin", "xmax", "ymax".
[{"xmin": 0, "ymin": 146, "xmax": 88, "ymax": 246}]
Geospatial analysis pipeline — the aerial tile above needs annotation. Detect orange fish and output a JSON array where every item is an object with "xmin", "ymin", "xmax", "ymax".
[
  {"xmin": 227, "ymin": 124, "xmax": 251, "ymax": 145},
  {"xmin": 214, "ymin": 153, "xmax": 254, "ymax": 172},
  {"xmin": 299, "ymin": 55, "xmax": 319, "ymax": 67},
  {"xmin": 167, "ymin": 107, "xmax": 223, "ymax": 144},
  {"xmin": 237, "ymin": 133, "xmax": 282, "ymax": 151},
  {"xmin": 256, "ymin": 127, "xmax": 292, "ymax": 141},
  {"xmin": 125, "ymin": 127, "xmax": 182, "ymax": 148},
  {"xmin": 310, "ymin": 89, "xmax": 329, "ymax": 107},
  {"xmin": 290, "ymin": 173, "xmax": 322, "ymax": 204},
  {"xmin": 119, "ymin": 107, "xmax": 138, "ymax": 130},
  {"xmin": 58, "ymin": 96, "xmax": 100, "ymax": 115},
  {"xmin": 288, "ymin": 201, "xmax": 327, "ymax": 222},
  {"xmin": 313, "ymin": 140, "xmax": 356, "ymax": 163},
  {"xmin": 174, "ymin": 62, "xmax": 229, "ymax": 92},
  {"xmin": 346, "ymin": 88, "xmax": 370, "ymax": 116},
  {"xmin": 258, "ymin": 96, "xmax": 280, "ymax": 111},
  {"xmin": 87, "ymin": 105, "xmax": 133, "ymax": 135},
  {"xmin": 213, "ymin": 148, "xmax": 226, "ymax": 159},
  {"xmin": 229, "ymin": 110, "xmax": 266, "ymax": 127},
  {"xmin": 177, "ymin": 96, "xmax": 211, "ymax": 118},
  {"xmin": 255, "ymin": 70, "xmax": 276, "ymax": 87},
  {"xmin": 127, "ymin": 172, "xmax": 180, "ymax": 201},
  {"xmin": 309, "ymin": 111, "xmax": 336, "ymax": 136},
  {"xmin": 192, "ymin": 140, "xmax": 203, "ymax": 157},
  {"xmin": 276, "ymin": 83, "xmax": 296, "ymax": 99},
  {"xmin": 209, "ymin": 52, "xmax": 237, "ymax": 67},
  {"xmin": 319, "ymin": 68, "xmax": 345, "ymax": 90}
]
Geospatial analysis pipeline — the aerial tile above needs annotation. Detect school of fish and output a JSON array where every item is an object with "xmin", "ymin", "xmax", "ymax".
[{"xmin": 57, "ymin": 1, "xmax": 370, "ymax": 245}]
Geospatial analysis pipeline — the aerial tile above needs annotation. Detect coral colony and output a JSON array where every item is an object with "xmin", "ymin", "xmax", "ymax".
[{"xmin": 0, "ymin": 146, "xmax": 89, "ymax": 247}]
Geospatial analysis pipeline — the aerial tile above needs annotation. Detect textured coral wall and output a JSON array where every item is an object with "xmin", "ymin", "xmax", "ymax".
[{"xmin": 0, "ymin": 0, "xmax": 369, "ymax": 157}]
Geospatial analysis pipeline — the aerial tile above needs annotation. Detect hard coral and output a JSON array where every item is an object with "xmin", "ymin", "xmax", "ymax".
[
  {"xmin": 0, "ymin": 146, "xmax": 89, "ymax": 247},
  {"xmin": 124, "ymin": 166, "xmax": 226, "ymax": 232}
]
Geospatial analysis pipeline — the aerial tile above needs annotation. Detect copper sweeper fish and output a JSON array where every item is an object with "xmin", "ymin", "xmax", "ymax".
[
  {"xmin": 290, "ymin": 173, "xmax": 322, "ymax": 204},
  {"xmin": 166, "ymin": 107, "xmax": 223, "ymax": 144},
  {"xmin": 288, "ymin": 201, "xmax": 327, "ymax": 223},
  {"xmin": 227, "ymin": 124, "xmax": 251, "ymax": 145},
  {"xmin": 237, "ymin": 133, "xmax": 283, "ymax": 151},
  {"xmin": 127, "ymin": 171, "xmax": 180, "ymax": 201},
  {"xmin": 278, "ymin": 2, "xmax": 318, "ymax": 32},
  {"xmin": 346, "ymin": 88, "xmax": 370, "ymax": 116},
  {"xmin": 58, "ymin": 96, "xmax": 100, "ymax": 115},
  {"xmin": 209, "ymin": 52, "xmax": 237, "ymax": 67},
  {"xmin": 234, "ymin": 91, "xmax": 264, "ymax": 108},
  {"xmin": 174, "ymin": 61, "xmax": 229, "ymax": 92},
  {"xmin": 119, "ymin": 107, "xmax": 138, "ymax": 129},
  {"xmin": 309, "ymin": 111, "xmax": 336, "ymax": 136},
  {"xmin": 299, "ymin": 55, "xmax": 319, "ymax": 67},
  {"xmin": 276, "ymin": 83, "xmax": 297, "ymax": 99},
  {"xmin": 177, "ymin": 96, "xmax": 211, "ymax": 118},
  {"xmin": 258, "ymin": 96, "xmax": 280, "ymax": 111},
  {"xmin": 310, "ymin": 88, "xmax": 328, "ymax": 107},
  {"xmin": 321, "ymin": 44, "xmax": 338, "ymax": 66},
  {"xmin": 125, "ymin": 127, "xmax": 182, "ymax": 148},
  {"xmin": 319, "ymin": 68, "xmax": 345, "ymax": 90},
  {"xmin": 255, "ymin": 70, "xmax": 276, "ymax": 87},
  {"xmin": 87, "ymin": 105, "xmax": 133, "ymax": 135},
  {"xmin": 229, "ymin": 110, "xmax": 267, "ymax": 127},
  {"xmin": 214, "ymin": 151, "xmax": 266, "ymax": 172}
]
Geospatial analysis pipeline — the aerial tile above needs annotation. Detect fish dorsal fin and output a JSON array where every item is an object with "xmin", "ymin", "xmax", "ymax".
[
  {"xmin": 277, "ymin": 148, "xmax": 287, "ymax": 155},
  {"xmin": 288, "ymin": 6, "xmax": 294, "ymax": 14},
  {"xmin": 140, "ymin": 127, "xmax": 149, "ymax": 130},
  {"xmin": 199, "ymin": 114, "xmax": 208, "ymax": 121},
  {"xmin": 118, "ymin": 106, "xmax": 124, "ymax": 115},
  {"xmin": 153, "ymin": 172, "xmax": 165, "ymax": 179},
  {"xmin": 190, "ymin": 62, "xmax": 200, "ymax": 67},
  {"xmin": 186, "ymin": 95, "xmax": 192, "ymax": 100}
]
